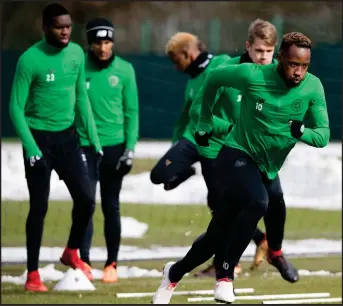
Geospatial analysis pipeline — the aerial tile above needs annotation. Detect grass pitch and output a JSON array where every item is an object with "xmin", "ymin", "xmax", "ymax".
[
  {"xmin": 2, "ymin": 257, "xmax": 342, "ymax": 304},
  {"xmin": 1, "ymin": 157, "xmax": 342, "ymax": 304}
]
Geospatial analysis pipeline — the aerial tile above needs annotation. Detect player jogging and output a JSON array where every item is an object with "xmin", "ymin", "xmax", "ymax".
[
  {"xmin": 150, "ymin": 32, "xmax": 228, "ymax": 192},
  {"xmin": 9, "ymin": 3, "xmax": 102, "ymax": 291},
  {"xmin": 153, "ymin": 32, "xmax": 330, "ymax": 304},
  {"xmin": 192, "ymin": 19, "xmax": 279, "ymax": 278},
  {"xmin": 149, "ymin": 33, "xmax": 242, "ymax": 276},
  {"xmin": 77, "ymin": 17, "xmax": 139, "ymax": 283}
]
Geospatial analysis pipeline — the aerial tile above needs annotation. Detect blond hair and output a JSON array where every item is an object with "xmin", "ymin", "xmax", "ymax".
[
  {"xmin": 248, "ymin": 19, "xmax": 278, "ymax": 46},
  {"xmin": 165, "ymin": 32, "xmax": 206, "ymax": 54}
]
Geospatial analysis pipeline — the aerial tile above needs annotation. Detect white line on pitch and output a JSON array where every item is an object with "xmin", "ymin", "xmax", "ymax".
[
  {"xmin": 262, "ymin": 297, "xmax": 342, "ymax": 304},
  {"xmin": 116, "ymin": 288, "xmax": 254, "ymax": 298},
  {"xmin": 188, "ymin": 292, "xmax": 330, "ymax": 302}
]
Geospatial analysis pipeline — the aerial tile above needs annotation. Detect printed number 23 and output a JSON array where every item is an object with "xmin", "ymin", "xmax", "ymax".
[{"xmin": 256, "ymin": 102, "xmax": 263, "ymax": 111}]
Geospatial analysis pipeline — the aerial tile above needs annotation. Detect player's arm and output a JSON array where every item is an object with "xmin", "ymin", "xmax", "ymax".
[
  {"xmin": 75, "ymin": 54, "xmax": 102, "ymax": 152},
  {"xmin": 297, "ymin": 80, "xmax": 330, "ymax": 147},
  {"xmin": 172, "ymin": 84, "xmax": 192, "ymax": 143},
  {"xmin": 212, "ymin": 87, "xmax": 240, "ymax": 135},
  {"xmin": 190, "ymin": 88, "xmax": 232, "ymax": 136},
  {"xmin": 123, "ymin": 63, "xmax": 139, "ymax": 151},
  {"xmin": 196, "ymin": 64, "xmax": 249, "ymax": 134},
  {"xmin": 9, "ymin": 55, "xmax": 42, "ymax": 159}
]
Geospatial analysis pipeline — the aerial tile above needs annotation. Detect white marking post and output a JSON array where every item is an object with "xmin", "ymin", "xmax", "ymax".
[
  {"xmin": 116, "ymin": 288, "xmax": 254, "ymax": 298},
  {"xmin": 187, "ymin": 292, "xmax": 330, "ymax": 302},
  {"xmin": 262, "ymin": 297, "xmax": 342, "ymax": 304}
]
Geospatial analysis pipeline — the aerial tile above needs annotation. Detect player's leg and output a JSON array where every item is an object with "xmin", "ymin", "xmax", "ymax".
[
  {"xmin": 153, "ymin": 146, "xmax": 266, "ymax": 304},
  {"xmin": 54, "ymin": 127, "xmax": 95, "ymax": 280},
  {"xmin": 264, "ymin": 174, "xmax": 299, "ymax": 283},
  {"xmin": 210, "ymin": 147, "xmax": 268, "ymax": 303},
  {"xmin": 150, "ymin": 138, "xmax": 198, "ymax": 190},
  {"xmin": 79, "ymin": 146, "xmax": 99, "ymax": 271},
  {"xmin": 23, "ymin": 143, "xmax": 52, "ymax": 292},
  {"xmin": 194, "ymin": 156, "xmax": 242, "ymax": 277},
  {"xmin": 250, "ymin": 227, "xmax": 268, "ymax": 270},
  {"xmin": 252, "ymin": 227, "xmax": 266, "ymax": 245},
  {"xmin": 98, "ymin": 144, "xmax": 126, "ymax": 283}
]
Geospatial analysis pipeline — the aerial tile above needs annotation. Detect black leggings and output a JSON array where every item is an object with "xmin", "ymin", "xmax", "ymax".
[
  {"xmin": 24, "ymin": 126, "xmax": 95, "ymax": 272},
  {"xmin": 169, "ymin": 146, "xmax": 286, "ymax": 282},
  {"xmin": 80, "ymin": 144, "xmax": 125, "ymax": 267}
]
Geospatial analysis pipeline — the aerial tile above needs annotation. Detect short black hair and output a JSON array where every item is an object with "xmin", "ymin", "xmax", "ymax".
[
  {"xmin": 279, "ymin": 32, "xmax": 312, "ymax": 53},
  {"xmin": 42, "ymin": 3, "xmax": 69, "ymax": 27}
]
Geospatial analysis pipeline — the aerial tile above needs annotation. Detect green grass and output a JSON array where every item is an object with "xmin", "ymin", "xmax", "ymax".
[
  {"xmin": 2, "ymin": 156, "xmax": 342, "ymax": 303},
  {"xmin": 1, "ymin": 257, "xmax": 342, "ymax": 304},
  {"xmin": 2, "ymin": 201, "xmax": 341, "ymax": 248}
]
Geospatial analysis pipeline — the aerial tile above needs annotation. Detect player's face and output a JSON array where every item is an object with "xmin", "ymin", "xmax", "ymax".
[
  {"xmin": 246, "ymin": 38, "xmax": 275, "ymax": 65},
  {"xmin": 168, "ymin": 50, "xmax": 192, "ymax": 72},
  {"xmin": 91, "ymin": 40, "xmax": 114, "ymax": 61},
  {"xmin": 279, "ymin": 45, "xmax": 311, "ymax": 86},
  {"xmin": 45, "ymin": 15, "xmax": 72, "ymax": 47}
]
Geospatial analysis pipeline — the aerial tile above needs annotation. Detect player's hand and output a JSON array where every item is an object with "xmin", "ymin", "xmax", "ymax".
[
  {"xmin": 29, "ymin": 155, "xmax": 46, "ymax": 168},
  {"xmin": 289, "ymin": 120, "xmax": 305, "ymax": 139},
  {"xmin": 116, "ymin": 149, "xmax": 133, "ymax": 175},
  {"xmin": 195, "ymin": 130, "xmax": 213, "ymax": 147}
]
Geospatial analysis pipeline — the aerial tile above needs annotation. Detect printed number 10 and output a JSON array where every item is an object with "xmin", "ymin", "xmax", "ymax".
[{"xmin": 256, "ymin": 102, "xmax": 263, "ymax": 111}]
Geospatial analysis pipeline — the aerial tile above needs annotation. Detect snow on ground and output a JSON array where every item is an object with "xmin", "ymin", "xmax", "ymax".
[
  {"xmin": 2, "ymin": 263, "xmax": 341, "ymax": 285},
  {"xmin": 2, "ymin": 238, "xmax": 341, "ymax": 263},
  {"xmin": 2, "ymin": 142, "xmax": 342, "ymax": 210}
]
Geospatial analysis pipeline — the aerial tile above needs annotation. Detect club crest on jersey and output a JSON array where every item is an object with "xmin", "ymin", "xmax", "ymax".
[
  {"xmin": 63, "ymin": 60, "xmax": 78, "ymax": 73},
  {"xmin": 291, "ymin": 99, "xmax": 303, "ymax": 112},
  {"xmin": 108, "ymin": 75, "xmax": 119, "ymax": 87}
]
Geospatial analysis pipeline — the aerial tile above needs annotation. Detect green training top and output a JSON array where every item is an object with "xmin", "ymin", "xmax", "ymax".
[
  {"xmin": 77, "ymin": 54, "xmax": 139, "ymax": 150},
  {"xmin": 9, "ymin": 38, "xmax": 101, "ymax": 158},
  {"xmin": 172, "ymin": 54, "xmax": 231, "ymax": 145},
  {"xmin": 197, "ymin": 63, "xmax": 330, "ymax": 179},
  {"xmin": 195, "ymin": 57, "xmax": 278, "ymax": 159},
  {"xmin": 191, "ymin": 56, "xmax": 241, "ymax": 158}
]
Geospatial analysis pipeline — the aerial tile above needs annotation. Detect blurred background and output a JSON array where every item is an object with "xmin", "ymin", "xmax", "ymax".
[{"xmin": 1, "ymin": 1, "xmax": 342, "ymax": 140}]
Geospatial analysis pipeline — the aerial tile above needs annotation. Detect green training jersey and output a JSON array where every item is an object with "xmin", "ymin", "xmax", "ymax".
[
  {"xmin": 197, "ymin": 63, "xmax": 330, "ymax": 179},
  {"xmin": 191, "ymin": 56, "xmax": 241, "ymax": 159},
  {"xmin": 77, "ymin": 55, "xmax": 139, "ymax": 150},
  {"xmin": 196, "ymin": 57, "xmax": 278, "ymax": 159},
  {"xmin": 172, "ymin": 54, "xmax": 231, "ymax": 144},
  {"xmin": 9, "ymin": 38, "xmax": 101, "ymax": 158}
]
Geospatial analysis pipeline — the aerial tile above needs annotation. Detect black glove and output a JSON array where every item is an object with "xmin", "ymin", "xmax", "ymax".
[
  {"xmin": 289, "ymin": 120, "xmax": 305, "ymax": 139},
  {"xmin": 116, "ymin": 149, "xmax": 133, "ymax": 175},
  {"xmin": 195, "ymin": 130, "xmax": 213, "ymax": 147},
  {"xmin": 29, "ymin": 155, "xmax": 46, "ymax": 168}
]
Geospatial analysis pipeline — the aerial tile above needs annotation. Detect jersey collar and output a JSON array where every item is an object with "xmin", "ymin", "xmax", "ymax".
[{"xmin": 184, "ymin": 52, "xmax": 214, "ymax": 78}]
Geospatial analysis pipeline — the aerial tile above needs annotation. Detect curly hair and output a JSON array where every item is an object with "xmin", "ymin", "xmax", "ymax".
[{"xmin": 280, "ymin": 32, "xmax": 312, "ymax": 52}]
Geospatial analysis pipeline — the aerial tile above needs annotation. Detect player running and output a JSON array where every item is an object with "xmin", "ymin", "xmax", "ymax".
[{"xmin": 153, "ymin": 32, "xmax": 329, "ymax": 304}]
